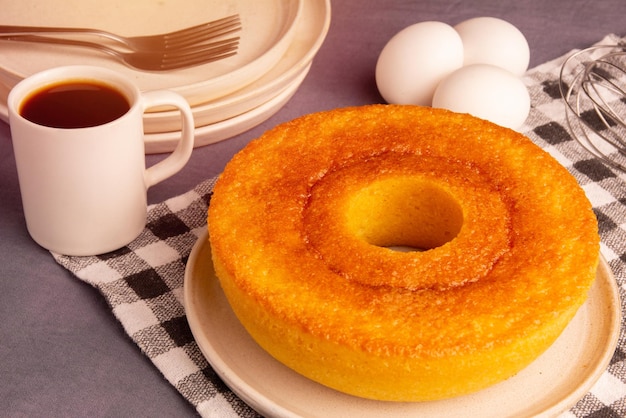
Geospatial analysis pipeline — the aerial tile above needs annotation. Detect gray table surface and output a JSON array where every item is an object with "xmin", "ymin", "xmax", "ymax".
[{"xmin": 2, "ymin": 1, "xmax": 626, "ymax": 416}]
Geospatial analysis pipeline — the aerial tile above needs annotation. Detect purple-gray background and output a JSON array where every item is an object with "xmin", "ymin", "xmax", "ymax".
[{"xmin": 2, "ymin": 1, "xmax": 625, "ymax": 415}]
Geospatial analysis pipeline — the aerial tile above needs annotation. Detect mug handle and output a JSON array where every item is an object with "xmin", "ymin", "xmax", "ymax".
[{"xmin": 141, "ymin": 90, "xmax": 194, "ymax": 188}]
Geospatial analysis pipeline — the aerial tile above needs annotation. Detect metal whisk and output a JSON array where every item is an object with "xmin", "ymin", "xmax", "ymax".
[{"xmin": 559, "ymin": 44, "xmax": 626, "ymax": 173}]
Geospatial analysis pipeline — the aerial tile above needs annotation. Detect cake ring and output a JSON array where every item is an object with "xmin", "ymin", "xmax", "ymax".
[{"xmin": 208, "ymin": 105, "xmax": 599, "ymax": 401}]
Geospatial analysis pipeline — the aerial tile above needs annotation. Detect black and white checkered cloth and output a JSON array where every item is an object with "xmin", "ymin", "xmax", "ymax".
[{"xmin": 54, "ymin": 35, "xmax": 626, "ymax": 417}]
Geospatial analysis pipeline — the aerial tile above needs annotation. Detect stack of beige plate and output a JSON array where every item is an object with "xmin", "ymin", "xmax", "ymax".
[{"xmin": 0, "ymin": 0, "xmax": 331, "ymax": 153}]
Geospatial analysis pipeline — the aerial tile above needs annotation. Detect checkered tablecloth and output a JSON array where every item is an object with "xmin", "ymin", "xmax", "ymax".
[{"xmin": 54, "ymin": 35, "xmax": 626, "ymax": 418}]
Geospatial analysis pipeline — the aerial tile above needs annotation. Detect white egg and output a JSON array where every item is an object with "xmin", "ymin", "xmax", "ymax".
[
  {"xmin": 375, "ymin": 21, "xmax": 464, "ymax": 106},
  {"xmin": 432, "ymin": 64, "xmax": 530, "ymax": 130},
  {"xmin": 454, "ymin": 17, "xmax": 530, "ymax": 76}
]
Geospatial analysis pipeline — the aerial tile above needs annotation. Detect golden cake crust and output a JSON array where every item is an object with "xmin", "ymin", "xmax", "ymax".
[{"xmin": 208, "ymin": 105, "xmax": 599, "ymax": 401}]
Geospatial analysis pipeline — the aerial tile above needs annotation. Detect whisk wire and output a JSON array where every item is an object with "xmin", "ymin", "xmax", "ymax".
[
  {"xmin": 583, "ymin": 58, "xmax": 626, "ymax": 130},
  {"xmin": 560, "ymin": 45, "xmax": 626, "ymax": 172}
]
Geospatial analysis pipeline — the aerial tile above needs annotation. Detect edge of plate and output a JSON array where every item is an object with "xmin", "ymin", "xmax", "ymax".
[
  {"xmin": 184, "ymin": 229, "xmax": 622, "ymax": 418},
  {"xmin": 534, "ymin": 255, "xmax": 621, "ymax": 417},
  {"xmin": 142, "ymin": 0, "xmax": 332, "ymax": 134},
  {"xmin": 0, "ymin": 0, "xmax": 305, "ymax": 107},
  {"xmin": 143, "ymin": 63, "xmax": 309, "ymax": 154}
]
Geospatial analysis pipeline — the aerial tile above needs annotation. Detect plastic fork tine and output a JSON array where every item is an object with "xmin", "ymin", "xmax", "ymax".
[
  {"xmin": 161, "ymin": 16, "xmax": 242, "ymax": 50},
  {"xmin": 160, "ymin": 38, "xmax": 241, "ymax": 69},
  {"xmin": 1, "ymin": 34, "xmax": 241, "ymax": 71},
  {"xmin": 0, "ymin": 14, "xmax": 242, "ymax": 52}
]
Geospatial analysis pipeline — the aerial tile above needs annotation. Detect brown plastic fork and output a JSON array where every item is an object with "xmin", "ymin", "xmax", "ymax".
[
  {"xmin": 3, "ymin": 35, "xmax": 240, "ymax": 71},
  {"xmin": 0, "ymin": 15, "xmax": 242, "ymax": 52}
]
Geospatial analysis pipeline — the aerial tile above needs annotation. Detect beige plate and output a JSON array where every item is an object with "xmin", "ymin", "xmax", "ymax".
[
  {"xmin": 0, "ymin": 0, "xmax": 331, "ymax": 153},
  {"xmin": 0, "ymin": 63, "xmax": 306, "ymax": 155},
  {"xmin": 184, "ymin": 230, "xmax": 621, "ymax": 417},
  {"xmin": 0, "ymin": 0, "xmax": 303, "ymax": 106},
  {"xmin": 143, "ymin": 65, "xmax": 308, "ymax": 154},
  {"xmin": 140, "ymin": 0, "xmax": 331, "ymax": 135}
]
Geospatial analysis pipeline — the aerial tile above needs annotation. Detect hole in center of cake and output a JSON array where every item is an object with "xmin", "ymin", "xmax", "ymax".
[{"xmin": 346, "ymin": 177, "xmax": 463, "ymax": 252}]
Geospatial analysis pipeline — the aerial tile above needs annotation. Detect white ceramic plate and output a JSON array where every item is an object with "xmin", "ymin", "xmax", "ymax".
[
  {"xmin": 0, "ymin": 0, "xmax": 331, "ymax": 153},
  {"xmin": 0, "ymin": 0, "xmax": 303, "ymax": 106},
  {"xmin": 0, "ymin": 63, "xmax": 307, "ymax": 154},
  {"xmin": 143, "ymin": 64, "xmax": 309, "ymax": 153},
  {"xmin": 184, "ymin": 230, "xmax": 621, "ymax": 418},
  {"xmin": 141, "ymin": 0, "xmax": 331, "ymax": 134}
]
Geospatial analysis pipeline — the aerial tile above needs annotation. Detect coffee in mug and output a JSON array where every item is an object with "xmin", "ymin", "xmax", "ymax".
[{"xmin": 20, "ymin": 80, "xmax": 131, "ymax": 128}]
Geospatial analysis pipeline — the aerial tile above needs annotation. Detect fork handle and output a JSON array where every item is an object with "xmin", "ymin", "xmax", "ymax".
[
  {"xmin": 0, "ymin": 35, "xmax": 121, "ymax": 57},
  {"xmin": 0, "ymin": 25, "xmax": 122, "ymax": 45}
]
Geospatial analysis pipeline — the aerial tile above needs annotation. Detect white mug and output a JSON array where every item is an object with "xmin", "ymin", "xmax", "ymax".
[{"xmin": 9, "ymin": 65, "xmax": 195, "ymax": 256}]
